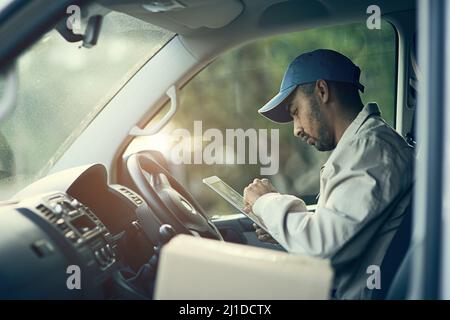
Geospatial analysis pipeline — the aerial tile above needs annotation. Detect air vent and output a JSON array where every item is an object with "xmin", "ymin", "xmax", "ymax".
[{"xmin": 36, "ymin": 204, "xmax": 54, "ymax": 218}]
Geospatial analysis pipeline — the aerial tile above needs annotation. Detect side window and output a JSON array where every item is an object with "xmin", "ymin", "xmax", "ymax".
[{"xmin": 127, "ymin": 21, "xmax": 396, "ymax": 217}]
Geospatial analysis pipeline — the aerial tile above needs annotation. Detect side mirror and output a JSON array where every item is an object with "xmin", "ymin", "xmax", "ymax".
[{"xmin": 0, "ymin": 64, "xmax": 18, "ymax": 123}]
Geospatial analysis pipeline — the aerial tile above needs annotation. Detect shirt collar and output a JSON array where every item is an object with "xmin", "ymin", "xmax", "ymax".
[
  {"xmin": 337, "ymin": 102, "xmax": 381, "ymax": 146},
  {"xmin": 322, "ymin": 103, "xmax": 381, "ymax": 169}
]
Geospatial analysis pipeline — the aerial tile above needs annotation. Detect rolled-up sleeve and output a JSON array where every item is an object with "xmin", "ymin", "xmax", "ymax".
[{"xmin": 252, "ymin": 137, "xmax": 406, "ymax": 259}]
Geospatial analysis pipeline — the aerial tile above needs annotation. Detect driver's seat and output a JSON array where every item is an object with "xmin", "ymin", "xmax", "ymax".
[{"xmin": 372, "ymin": 198, "xmax": 413, "ymax": 299}]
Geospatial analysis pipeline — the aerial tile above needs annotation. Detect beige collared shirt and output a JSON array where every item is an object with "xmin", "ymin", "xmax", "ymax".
[{"xmin": 253, "ymin": 103, "xmax": 415, "ymax": 299}]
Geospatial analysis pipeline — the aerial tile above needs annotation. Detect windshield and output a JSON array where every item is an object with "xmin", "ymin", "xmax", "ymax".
[{"xmin": 0, "ymin": 10, "xmax": 174, "ymax": 199}]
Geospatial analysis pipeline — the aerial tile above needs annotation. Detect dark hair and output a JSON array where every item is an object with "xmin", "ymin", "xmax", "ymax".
[
  {"xmin": 297, "ymin": 82, "xmax": 316, "ymax": 95},
  {"xmin": 298, "ymin": 80, "xmax": 363, "ymax": 111}
]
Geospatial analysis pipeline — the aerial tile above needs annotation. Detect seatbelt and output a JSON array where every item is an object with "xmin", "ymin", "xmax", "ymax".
[
  {"xmin": 374, "ymin": 183, "xmax": 414, "ymax": 299},
  {"xmin": 331, "ymin": 182, "xmax": 414, "ymax": 299}
]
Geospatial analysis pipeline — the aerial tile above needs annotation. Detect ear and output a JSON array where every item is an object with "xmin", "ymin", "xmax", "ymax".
[{"xmin": 315, "ymin": 79, "xmax": 330, "ymax": 104}]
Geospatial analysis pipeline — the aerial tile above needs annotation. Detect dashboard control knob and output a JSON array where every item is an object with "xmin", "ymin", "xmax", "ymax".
[
  {"xmin": 53, "ymin": 204, "xmax": 63, "ymax": 214},
  {"xmin": 106, "ymin": 244, "xmax": 115, "ymax": 257},
  {"xmin": 94, "ymin": 250, "xmax": 106, "ymax": 266},
  {"xmin": 65, "ymin": 230, "xmax": 78, "ymax": 242},
  {"xmin": 100, "ymin": 247, "xmax": 109, "ymax": 261}
]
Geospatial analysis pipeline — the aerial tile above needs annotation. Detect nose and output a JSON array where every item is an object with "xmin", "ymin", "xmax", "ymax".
[{"xmin": 294, "ymin": 126, "xmax": 301, "ymax": 137}]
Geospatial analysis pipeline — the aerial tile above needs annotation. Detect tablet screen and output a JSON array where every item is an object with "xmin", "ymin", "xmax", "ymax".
[{"xmin": 203, "ymin": 176, "xmax": 267, "ymax": 230}]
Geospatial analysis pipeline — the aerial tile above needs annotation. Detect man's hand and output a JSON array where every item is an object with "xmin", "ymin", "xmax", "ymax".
[
  {"xmin": 253, "ymin": 223, "xmax": 278, "ymax": 244},
  {"xmin": 243, "ymin": 178, "xmax": 278, "ymax": 212}
]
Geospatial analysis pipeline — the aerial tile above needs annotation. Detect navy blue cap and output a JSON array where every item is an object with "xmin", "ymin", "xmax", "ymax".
[{"xmin": 258, "ymin": 49, "xmax": 365, "ymax": 123}]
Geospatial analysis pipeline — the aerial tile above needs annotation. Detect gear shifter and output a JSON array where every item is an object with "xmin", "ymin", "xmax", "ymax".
[
  {"xmin": 148, "ymin": 224, "xmax": 177, "ymax": 269},
  {"xmin": 158, "ymin": 224, "xmax": 177, "ymax": 245},
  {"xmin": 128, "ymin": 224, "xmax": 176, "ymax": 297}
]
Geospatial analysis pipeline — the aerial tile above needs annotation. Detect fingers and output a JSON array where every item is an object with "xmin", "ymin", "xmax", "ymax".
[
  {"xmin": 243, "ymin": 186, "xmax": 251, "ymax": 204},
  {"xmin": 250, "ymin": 178, "xmax": 273, "ymax": 189},
  {"xmin": 255, "ymin": 228, "xmax": 266, "ymax": 237},
  {"xmin": 254, "ymin": 226, "xmax": 277, "ymax": 244},
  {"xmin": 246, "ymin": 178, "xmax": 270, "ymax": 190},
  {"xmin": 258, "ymin": 233, "xmax": 275, "ymax": 243},
  {"xmin": 257, "ymin": 233, "xmax": 277, "ymax": 244},
  {"xmin": 243, "ymin": 184, "xmax": 254, "ymax": 197},
  {"xmin": 244, "ymin": 178, "xmax": 277, "ymax": 209},
  {"xmin": 252, "ymin": 178, "xmax": 269, "ymax": 184}
]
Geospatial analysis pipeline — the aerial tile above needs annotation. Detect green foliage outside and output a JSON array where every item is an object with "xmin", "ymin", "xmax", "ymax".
[{"xmin": 161, "ymin": 21, "xmax": 396, "ymax": 216}]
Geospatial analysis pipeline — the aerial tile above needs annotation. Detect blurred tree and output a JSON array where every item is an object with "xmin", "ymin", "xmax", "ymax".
[{"xmin": 158, "ymin": 21, "xmax": 396, "ymax": 216}]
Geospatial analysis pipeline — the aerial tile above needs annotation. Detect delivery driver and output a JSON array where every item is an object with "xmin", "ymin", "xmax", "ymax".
[{"xmin": 243, "ymin": 49, "xmax": 414, "ymax": 299}]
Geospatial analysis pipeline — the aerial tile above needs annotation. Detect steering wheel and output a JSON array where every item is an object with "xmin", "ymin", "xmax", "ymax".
[{"xmin": 125, "ymin": 151, "xmax": 223, "ymax": 240}]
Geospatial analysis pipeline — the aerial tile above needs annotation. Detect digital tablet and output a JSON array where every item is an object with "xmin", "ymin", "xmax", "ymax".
[{"xmin": 202, "ymin": 175, "xmax": 268, "ymax": 231}]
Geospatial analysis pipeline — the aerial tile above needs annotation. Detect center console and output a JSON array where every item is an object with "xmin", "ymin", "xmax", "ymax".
[
  {"xmin": 35, "ymin": 193, "xmax": 117, "ymax": 270},
  {"xmin": 0, "ymin": 164, "xmax": 164, "ymax": 299},
  {"xmin": 0, "ymin": 192, "xmax": 127, "ymax": 299}
]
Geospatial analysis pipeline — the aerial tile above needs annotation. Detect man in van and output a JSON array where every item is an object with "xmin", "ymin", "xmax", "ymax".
[{"xmin": 243, "ymin": 49, "xmax": 414, "ymax": 299}]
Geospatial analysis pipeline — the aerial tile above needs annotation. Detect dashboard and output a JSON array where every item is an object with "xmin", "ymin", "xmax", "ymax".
[{"xmin": 0, "ymin": 164, "xmax": 162, "ymax": 299}]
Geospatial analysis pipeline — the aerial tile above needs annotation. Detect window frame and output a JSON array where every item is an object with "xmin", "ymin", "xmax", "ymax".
[{"xmin": 118, "ymin": 19, "xmax": 401, "ymax": 211}]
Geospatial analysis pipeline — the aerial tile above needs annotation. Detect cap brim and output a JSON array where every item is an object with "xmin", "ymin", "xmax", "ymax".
[{"xmin": 258, "ymin": 86, "xmax": 297, "ymax": 123}]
